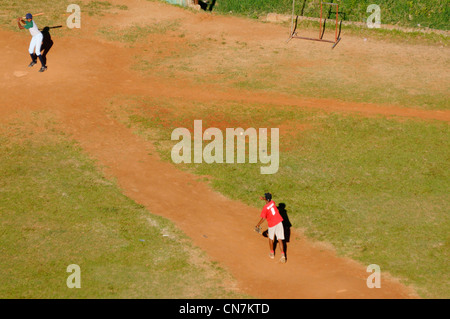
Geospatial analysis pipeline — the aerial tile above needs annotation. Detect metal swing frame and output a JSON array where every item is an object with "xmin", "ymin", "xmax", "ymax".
[{"xmin": 287, "ymin": 0, "xmax": 342, "ymax": 49}]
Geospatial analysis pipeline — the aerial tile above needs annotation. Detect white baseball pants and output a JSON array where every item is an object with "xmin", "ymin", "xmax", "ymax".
[{"xmin": 29, "ymin": 33, "xmax": 43, "ymax": 56}]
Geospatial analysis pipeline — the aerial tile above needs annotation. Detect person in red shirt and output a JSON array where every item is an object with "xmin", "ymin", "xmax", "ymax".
[{"xmin": 255, "ymin": 193, "xmax": 286, "ymax": 263}]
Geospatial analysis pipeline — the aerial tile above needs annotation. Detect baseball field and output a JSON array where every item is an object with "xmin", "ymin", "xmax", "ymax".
[{"xmin": 0, "ymin": 0, "xmax": 448, "ymax": 299}]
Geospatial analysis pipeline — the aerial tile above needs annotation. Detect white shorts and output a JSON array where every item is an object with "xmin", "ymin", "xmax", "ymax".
[
  {"xmin": 29, "ymin": 33, "xmax": 43, "ymax": 56},
  {"xmin": 268, "ymin": 222, "xmax": 285, "ymax": 241}
]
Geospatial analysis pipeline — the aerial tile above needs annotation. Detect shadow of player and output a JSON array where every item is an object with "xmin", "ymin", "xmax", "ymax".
[
  {"xmin": 262, "ymin": 202, "xmax": 292, "ymax": 258},
  {"xmin": 40, "ymin": 26, "xmax": 61, "ymax": 66},
  {"xmin": 278, "ymin": 203, "xmax": 292, "ymax": 243}
]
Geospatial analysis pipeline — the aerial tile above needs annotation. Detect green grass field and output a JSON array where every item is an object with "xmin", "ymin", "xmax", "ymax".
[
  {"xmin": 0, "ymin": 119, "xmax": 246, "ymax": 298},
  {"xmin": 215, "ymin": 0, "xmax": 450, "ymax": 30},
  {"xmin": 109, "ymin": 96, "xmax": 450, "ymax": 298}
]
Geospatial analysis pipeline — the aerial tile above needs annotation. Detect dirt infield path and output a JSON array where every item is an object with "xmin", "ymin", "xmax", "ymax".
[{"xmin": 3, "ymin": 0, "xmax": 445, "ymax": 298}]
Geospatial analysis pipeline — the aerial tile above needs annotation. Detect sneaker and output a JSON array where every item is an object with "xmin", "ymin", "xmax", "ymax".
[
  {"xmin": 39, "ymin": 66, "xmax": 47, "ymax": 73},
  {"xmin": 28, "ymin": 61, "xmax": 37, "ymax": 67},
  {"xmin": 269, "ymin": 251, "xmax": 275, "ymax": 259},
  {"xmin": 280, "ymin": 254, "xmax": 286, "ymax": 263}
]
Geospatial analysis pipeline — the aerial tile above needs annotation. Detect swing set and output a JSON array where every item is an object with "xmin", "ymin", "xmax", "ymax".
[{"xmin": 287, "ymin": 0, "xmax": 342, "ymax": 49}]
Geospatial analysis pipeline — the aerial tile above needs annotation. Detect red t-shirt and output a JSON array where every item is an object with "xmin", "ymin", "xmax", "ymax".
[{"xmin": 260, "ymin": 201, "xmax": 283, "ymax": 227}]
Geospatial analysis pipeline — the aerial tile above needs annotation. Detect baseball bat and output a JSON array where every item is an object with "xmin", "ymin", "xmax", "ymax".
[{"xmin": 21, "ymin": 12, "xmax": 44, "ymax": 19}]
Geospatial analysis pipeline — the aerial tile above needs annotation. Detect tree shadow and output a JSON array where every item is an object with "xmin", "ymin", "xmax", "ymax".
[
  {"xmin": 299, "ymin": 0, "xmax": 307, "ymax": 16},
  {"xmin": 198, "ymin": 0, "xmax": 216, "ymax": 11}
]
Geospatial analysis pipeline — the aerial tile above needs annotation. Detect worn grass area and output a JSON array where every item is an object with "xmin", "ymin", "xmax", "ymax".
[
  {"xmin": 131, "ymin": 27, "xmax": 450, "ymax": 111},
  {"xmin": 0, "ymin": 116, "xmax": 246, "ymax": 298},
  {"xmin": 97, "ymin": 20, "xmax": 180, "ymax": 44},
  {"xmin": 109, "ymin": 95, "xmax": 450, "ymax": 298},
  {"xmin": 0, "ymin": 0, "xmax": 127, "ymax": 33}
]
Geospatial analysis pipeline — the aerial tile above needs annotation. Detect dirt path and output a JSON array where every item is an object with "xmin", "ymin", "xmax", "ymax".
[{"xmin": 1, "ymin": 0, "xmax": 440, "ymax": 298}]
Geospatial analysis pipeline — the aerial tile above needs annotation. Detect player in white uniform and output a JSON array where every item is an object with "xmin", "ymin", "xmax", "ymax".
[{"xmin": 17, "ymin": 13, "xmax": 47, "ymax": 72}]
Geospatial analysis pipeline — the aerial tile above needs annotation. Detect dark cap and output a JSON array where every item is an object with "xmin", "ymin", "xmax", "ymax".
[
  {"xmin": 264, "ymin": 193, "xmax": 272, "ymax": 201},
  {"xmin": 26, "ymin": 13, "xmax": 32, "ymax": 19}
]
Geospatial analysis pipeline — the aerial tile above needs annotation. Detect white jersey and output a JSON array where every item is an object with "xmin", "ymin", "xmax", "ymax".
[{"xmin": 25, "ymin": 20, "xmax": 41, "ymax": 37}]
